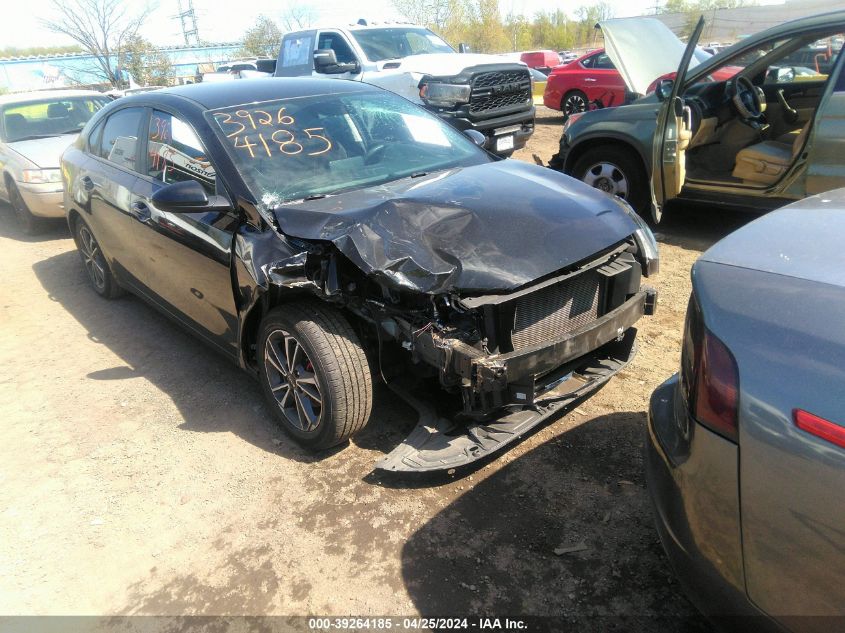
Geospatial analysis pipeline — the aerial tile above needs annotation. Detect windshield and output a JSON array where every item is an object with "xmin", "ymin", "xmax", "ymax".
[
  {"xmin": 2, "ymin": 96, "xmax": 109, "ymax": 142},
  {"xmin": 351, "ymin": 28, "xmax": 454, "ymax": 61},
  {"xmin": 207, "ymin": 90, "xmax": 487, "ymax": 206}
]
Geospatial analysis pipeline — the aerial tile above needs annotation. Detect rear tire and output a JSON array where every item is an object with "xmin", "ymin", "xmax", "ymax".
[
  {"xmin": 562, "ymin": 90, "xmax": 588, "ymax": 118},
  {"xmin": 7, "ymin": 181, "xmax": 42, "ymax": 235},
  {"xmin": 257, "ymin": 302, "xmax": 373, "ymax": 450},
  {"xmin": 572, "ymin": 146, "xmax": 649, "ymax": 220},
  {"xmin": 72, "ymin": 216, "xmax": 124, "ymax": 299}
]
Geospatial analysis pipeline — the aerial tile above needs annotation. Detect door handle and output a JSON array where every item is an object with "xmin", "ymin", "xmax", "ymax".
[
  {"xmin": 584, "ymin": 77, "xmax": 597, "ymax": 82},
  {"xmin": 129, "ymin": 201, "xmax": 151, "ymax": 222},
  {"xmin": 81, "ymin": 176, "xmax": 95, "ymax": 191}
]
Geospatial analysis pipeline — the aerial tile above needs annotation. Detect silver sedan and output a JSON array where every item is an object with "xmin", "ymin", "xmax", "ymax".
[
  {"xmin": 0, "ymin": 89, "xmax": 109, "ymax": 233},
  {"xmin": 647, "ymin": 189, "xmax": 845, "ymax": 629}
]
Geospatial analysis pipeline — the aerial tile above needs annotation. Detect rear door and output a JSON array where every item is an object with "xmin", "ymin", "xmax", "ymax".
[
  {"xmin": 82, "ymin": 106, "xmax": 146, "ymax": 286},
  {"xmin": 651, "ymin": 17, "xmax": 705, "ymax": 217},
  {"xmin": 128, "ymin": 108, "xmax": 240, "ymax": 358},
  {"xmin": 588, "ymin": 51, "xmax": 627, "ymax": 107}
]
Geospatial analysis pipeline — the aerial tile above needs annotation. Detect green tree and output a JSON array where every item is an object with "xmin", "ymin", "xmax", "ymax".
[
  {"xmin": 120, "ymin": 36, "xmax": 173, "ymax": 87},
  {"xmin": 41, "ymin": 0, "xmax": 151, "ymax": 87},
  {"xmin": 238, "ymin": 15, "xmax": 283, "ymax": 59}
]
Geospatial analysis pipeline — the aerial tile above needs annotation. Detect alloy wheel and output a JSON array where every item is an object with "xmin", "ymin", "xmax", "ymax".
[
  {"xmin": 564, "ymin": 93, "xmax": 587, "ymax": 117},
  {"xmin": 581, "ymin": 162, "xmax": 629, "ymax": 200},
  {"xmin": 264, "ymin": 329, "xmax": 323, "ymax": 432},
  {"xmin": 77, "ymin": 224, "xmax": 106, "ymax": 291}
]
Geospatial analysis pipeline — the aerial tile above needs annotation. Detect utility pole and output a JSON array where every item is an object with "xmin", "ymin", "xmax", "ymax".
[
  {"xmin": 652, "ymin": 0, "xmax": 661, "ymax": 14},
  {"xmin": 175, "ymin": 0, "xmax": 200, "ymax": 47}
]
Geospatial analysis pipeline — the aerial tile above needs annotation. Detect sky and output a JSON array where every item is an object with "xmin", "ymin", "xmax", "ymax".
[{"xmin": 0, "ymin": 0, "xmax": 718, "ymax": 50}]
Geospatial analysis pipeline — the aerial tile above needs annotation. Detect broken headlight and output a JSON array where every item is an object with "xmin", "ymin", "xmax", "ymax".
[{"xmin": 615, "ymin": 198, "xmax": 659, "ymax": 276}]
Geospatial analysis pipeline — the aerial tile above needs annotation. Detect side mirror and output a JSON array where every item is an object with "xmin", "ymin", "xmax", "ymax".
[
  {"xmin": 151, "ymin": 180, "xmax": 231, "ymax": 214},
  {"xmin": 458, "ymin": 43, "xmax": 471, "ymax": 54},
  {"xmin": 464, "ymin": 129, "xmax": 486, "ymax": 146},
  {"xmin": 256, "ymin": 58, "xmax": 277, "ymax": 74},
  {"xmin": 314, "ymin": 49, "xmax": 359, "ymax": 74},
  {"xmin": 655, "ymin": 78, "xmax": 674, "ymax": 102}
]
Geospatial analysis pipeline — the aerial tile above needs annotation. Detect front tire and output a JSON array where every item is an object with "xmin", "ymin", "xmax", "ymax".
[
  {"xmin": 72, "ymin": 217, "xmax": 124, "ymax": 298},
  {"xmin": 258, "ymin": 302, "xmax": 373, "ymax": 450},
  {"xmin": 572, "ymin": 146, "xmax": 649, "ymax": 219},
  {"xmin": 8, "ymin": 181, "xmax": 42, "ymax": 235}
]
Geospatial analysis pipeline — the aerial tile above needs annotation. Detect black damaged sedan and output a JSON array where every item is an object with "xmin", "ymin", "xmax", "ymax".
[{"xmin": 61, "ymin": 78, "xmax": 658, "ymax": 472}]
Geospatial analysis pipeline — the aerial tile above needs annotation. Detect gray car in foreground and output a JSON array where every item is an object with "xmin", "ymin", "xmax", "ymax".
[{"xmin": 647, "ymin": 189, "xmax": 845, "ymax": 631}]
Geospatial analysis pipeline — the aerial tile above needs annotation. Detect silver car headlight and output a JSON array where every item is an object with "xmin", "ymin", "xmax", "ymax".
[
  {"xmin": 22, "ymin": 168, "xmax": 62, "ymax": 184},
  {"xmin": 615, "ymin": 198, "xmax": 659, "ymax": 276},
  {"xmin": 419, "ymin": 82, "xmax": 472, "ymax": 107}
]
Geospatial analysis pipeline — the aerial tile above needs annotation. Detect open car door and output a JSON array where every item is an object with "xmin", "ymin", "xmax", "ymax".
[{"xmin": 651, "ymin": 16, "xmax": 705, "ymax": 223}]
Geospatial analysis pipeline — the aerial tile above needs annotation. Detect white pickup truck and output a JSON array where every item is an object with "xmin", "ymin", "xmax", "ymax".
[{"xmin": 274, "ymin": 23, "xmax": 535, "ymax": 156}]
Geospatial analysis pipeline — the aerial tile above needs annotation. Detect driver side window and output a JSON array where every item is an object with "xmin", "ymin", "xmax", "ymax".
[{"xmin": 317, "ymin": 32, "xmax": 357, "ymax": 65}]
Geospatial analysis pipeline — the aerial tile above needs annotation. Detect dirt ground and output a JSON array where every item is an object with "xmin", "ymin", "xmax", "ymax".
[{"xmin": 0, "ymin": 107, "xmax": 755, "ymax": 628}]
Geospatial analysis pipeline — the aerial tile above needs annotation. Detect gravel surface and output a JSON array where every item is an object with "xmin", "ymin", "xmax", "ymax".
[{"xmin": 0, "ymin": 107, "xmax": 754, "ymax": 628}]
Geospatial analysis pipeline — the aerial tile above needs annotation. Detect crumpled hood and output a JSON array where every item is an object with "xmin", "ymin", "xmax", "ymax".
[
  {"xmin": 271, "ymin": 161, "xmax": 637, "ymax": 294},
  {"xmin": 6, "ymin": 134, "xmax": 76, "ymax": 168},
  {"xmin": 386, "ymin": 53, "xmax": 526, "ymax": 77}
]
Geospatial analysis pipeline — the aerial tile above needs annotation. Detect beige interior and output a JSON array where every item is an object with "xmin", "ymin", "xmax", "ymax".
[{"xmin": 732, "ymin": 122, "xmax": 810, "ymax": 186}]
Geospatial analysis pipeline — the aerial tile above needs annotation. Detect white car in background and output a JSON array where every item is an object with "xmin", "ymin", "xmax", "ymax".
[{"xmin": 0, "ymin": 89, "xmax": 110, "ymax": 233}]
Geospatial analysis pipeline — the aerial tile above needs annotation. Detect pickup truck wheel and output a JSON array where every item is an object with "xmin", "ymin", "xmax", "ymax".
[
  {"xmin": 72, "ymin": 217, "xmax": 124, "ymax": 299},
  {"xmin": 8, "ymin": 181, "xmax": 42, "ymax": 235},
  {"xmin": 572, "ymin": 146, "xmax": 649, "ymax": 219},
  {"xmin": 258, "ymin": 302, "xmax": 373, "ymax": 450},
  {"xmin": 562, "ymin": 90, "xmax": 588, "ymax": 118}
]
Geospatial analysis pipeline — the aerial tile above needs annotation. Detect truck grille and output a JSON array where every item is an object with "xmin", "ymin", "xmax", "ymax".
[
  {"xmin": 469, "ymin": 69, "xmax": 531, "ymax": 114},
  {"xmin": 510, "ymin": 270, "xmax": 602, "ymax": 351}
]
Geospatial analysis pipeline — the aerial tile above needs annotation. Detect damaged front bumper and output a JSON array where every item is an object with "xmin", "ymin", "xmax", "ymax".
[{"xmin": 375, "ymin": 289, "xmax": 653, "ymax": 473}]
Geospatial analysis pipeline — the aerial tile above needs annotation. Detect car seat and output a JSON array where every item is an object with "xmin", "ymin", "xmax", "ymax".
[{"xmin": 732, "ymin": 121, "xmax": 810, "ymax": 186}]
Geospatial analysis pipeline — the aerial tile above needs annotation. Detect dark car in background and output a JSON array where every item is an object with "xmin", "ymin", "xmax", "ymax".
[
  {"xmin": 553, "ymin": 13, "xmax": 845, "ymax": 223},
  {"xmin": 647, "ymin": 189, "xmax": 845, "ymax": 628},
  {"xmin": 61, "ymin": 78, "xmax": 658, "ymax": 473}
]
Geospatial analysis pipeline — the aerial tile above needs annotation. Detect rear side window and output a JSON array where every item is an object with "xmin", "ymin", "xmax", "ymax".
[
  {"xmin": 147, "ymin": 109, "xmax": 216, "ymax": 194},
  {"xmin": 96, "ymin": 107, "xmax": 144, "ymax": 171},
  {"xmin": 594, "ymin": 53, "xmax": 615, "ymax": 70}
]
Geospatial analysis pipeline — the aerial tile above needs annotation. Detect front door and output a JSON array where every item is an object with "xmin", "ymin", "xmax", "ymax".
[
  {"xmin": 315, "ymin": 30, "xmax": 362, "ymax": 80},
  {"xmin": 651, "ymin": 16, "xmax": 705, "ymax": 221},
  {"xmin": 129, "ymin": 108, "xmax": 240, "ymax": 358}
]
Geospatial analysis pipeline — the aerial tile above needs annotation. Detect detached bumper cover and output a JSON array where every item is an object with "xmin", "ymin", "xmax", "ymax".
[
  {"xmin": 376, "ymin": 329, "xmax": 636, "ymax": 473},
  {"xmin": 375, "ymin": 290, "xmax": 649, "ymax": 473}
]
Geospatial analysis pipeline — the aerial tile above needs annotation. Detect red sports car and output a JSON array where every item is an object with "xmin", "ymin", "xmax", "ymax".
[
  {"xmin": 543, "ymin": 49, "xmax": 626, "ymax": 117},
  {"xmin": 544, "ymin": 47, "xmax": 740, "ymax": 117}
]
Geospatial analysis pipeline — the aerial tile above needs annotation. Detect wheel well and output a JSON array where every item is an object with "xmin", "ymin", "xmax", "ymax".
[
  {"xmin": 566, "ymin": 139, "xmax": 645, "ymax": 175},
  {"xmin": 240, "ymin": 288, "xmax": 311, "ymax": 369},
  {"xmin": 66, "ymin": 208, "xmax": 82, "ymax": 231}
]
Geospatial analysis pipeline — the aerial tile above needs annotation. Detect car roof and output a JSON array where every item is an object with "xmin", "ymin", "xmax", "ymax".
[
  {"xmin": 0, "ymin": 89, "xmax": 105, "ymax": 106},
  {"xmin": 143, "ymin": 77, "xmax": 375, "ymax": 111},
  {"xmin": 700, "ymin": 188, "xmax": 845, "ymax": 289},
  {"xmin": 120, "ymin": 77, "xmax": 379, "ymax": 110}
]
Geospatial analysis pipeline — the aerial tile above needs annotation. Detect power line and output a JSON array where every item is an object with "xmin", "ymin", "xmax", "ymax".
[{"xmin": 173, "ymin": 0, "xmax": 200, "ymax": 47}]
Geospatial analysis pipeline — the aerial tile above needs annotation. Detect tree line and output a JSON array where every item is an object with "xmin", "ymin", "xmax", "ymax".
[{"xmin": 35, "ymin": 0, "xmax": 756, "ymax": 90}]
